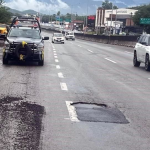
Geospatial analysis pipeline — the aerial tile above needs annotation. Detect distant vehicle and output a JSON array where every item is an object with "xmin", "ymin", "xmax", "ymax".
[
  {"xmin": 3, "ymin": 16, "xmax": 49, "ymax": 66},
  {"xmin": 65, "ymin": 31, "xmax": 75, "ymax": 40},
  {"xmin": 52, "ymin": 33, "xmax": 64, "ymax": 44},
  {"xmin": 0, "ymin": 24, "xmax": 7, "ymax": 39},
  {"xmin": 133, "ymin": 34, "xmax": 150, "ymax": 71}
]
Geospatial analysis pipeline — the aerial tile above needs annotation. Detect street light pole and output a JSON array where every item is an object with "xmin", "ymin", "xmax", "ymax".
[
  {"xmin": 130, "ymin": 12, "xmax": 133, "ymax": 26},
  {"xmin": 86, "ymin": 0, "xmax": 89, "ymax": 27}
]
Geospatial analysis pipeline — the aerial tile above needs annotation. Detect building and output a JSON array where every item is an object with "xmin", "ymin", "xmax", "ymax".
[{"xmin": 95, "ymin": 8, "xmax": 138, "ymax": 34}]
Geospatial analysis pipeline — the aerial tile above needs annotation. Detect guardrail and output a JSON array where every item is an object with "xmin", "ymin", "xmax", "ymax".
[{"xmin": 41, "ymin": 26, "xmax": 138, "ymax": 48}]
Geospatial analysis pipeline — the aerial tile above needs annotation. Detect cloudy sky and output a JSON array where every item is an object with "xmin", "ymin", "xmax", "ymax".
[{"xmin": 4, "ymin": 0, "xmax": 150, "ymax": 15}]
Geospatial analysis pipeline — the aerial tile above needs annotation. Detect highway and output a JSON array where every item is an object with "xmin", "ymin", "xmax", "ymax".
[{"xmin": 0, "ymin": 31, "xmax": 150, "ymax": 150}]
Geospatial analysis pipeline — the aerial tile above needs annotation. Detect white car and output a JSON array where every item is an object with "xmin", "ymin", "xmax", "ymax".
[
  {"xmin": 65, "ymin": 31, "xmax": 75, "ymax": 40},
  {"xmin": 133, "ymin": 34, "xmax": 150, "ymax": 71},
  {"xmin": 52, "ymin": 33, "xmax": 64, "ymax": 44}
]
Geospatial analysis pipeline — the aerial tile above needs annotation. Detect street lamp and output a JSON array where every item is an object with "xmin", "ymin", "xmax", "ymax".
[{"xmin": 130, "ymin": 12, "xmax": 133, "ymax": 26}]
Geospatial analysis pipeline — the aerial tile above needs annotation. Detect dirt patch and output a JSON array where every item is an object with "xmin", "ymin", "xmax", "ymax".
[{"xmin": 0, "ymin": 96, "xmax": 45, "ymax": 150}]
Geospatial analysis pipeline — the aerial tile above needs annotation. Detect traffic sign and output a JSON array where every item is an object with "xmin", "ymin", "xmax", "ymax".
[{"xmin": 140, "ymin": 18, "xmax": 150, "ymax": 25}]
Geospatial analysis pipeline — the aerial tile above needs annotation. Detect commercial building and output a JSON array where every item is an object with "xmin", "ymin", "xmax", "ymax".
[{"xmin": 95, "ymin": 8, "xmax": 138, "ymax": 34}]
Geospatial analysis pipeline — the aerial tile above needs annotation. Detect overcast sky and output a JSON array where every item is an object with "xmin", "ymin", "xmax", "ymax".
[{"xmin": 4, "ymin": 0, "xmax": 150, "ymax": 15}]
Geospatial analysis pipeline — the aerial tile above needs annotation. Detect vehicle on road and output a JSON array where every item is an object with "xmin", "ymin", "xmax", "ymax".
[
  {"xmin": 2, "ymin": 16, "xmax": 49, "ymax": 66},
  {"xmin": 52, "ymin": 33, "xmax": 64, "ymax": 44},
  {"xmin": 133, "ymin": 34, "xmax": 150, "ymax": 71},
  {"xmin": 65, "ymin": 31, "xmax": 75, "ymax": 40},
  {"xmin": 0, "ymin": 24, "xmax": 7, "ymax": 39}
]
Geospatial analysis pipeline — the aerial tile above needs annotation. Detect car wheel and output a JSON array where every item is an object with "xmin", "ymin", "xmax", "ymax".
[
  {"xmin": 39, "ymin": 60, "xmax": 44, "ymax": 66},
  {"xmin": 3, "ymin": 57, "xmax": 8, "ymax": 65},
  {"xmin": 62, "ymin": 42, "xmax": 64, "ymax": 44},
  {"xmin": 145, "ymin": 54, "xmax": 150, "ymax": 71},
  {"xmin": 133, "ymin": 51, "xmax": 140, "ymax": 67}
]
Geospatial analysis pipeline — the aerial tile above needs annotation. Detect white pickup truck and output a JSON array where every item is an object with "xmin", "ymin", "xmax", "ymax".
[{"xmin": 65, "ymin": 31, "xmax": 75, "ymax": 40}]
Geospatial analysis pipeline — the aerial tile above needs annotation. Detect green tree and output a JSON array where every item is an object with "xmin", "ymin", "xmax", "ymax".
[
  {"xmin": 57, "ymin": 11, "xmax": 60, "ymax": 16},
  {"xmin": 0, "ymin": 7, "xmax": 11, "ymax": 23},
  {"xmin": 0, "ymin": 0, "xmax": 5, "ymax": 6},
  {"xmin": 132, "ymin": 4, "xmax": 150, "ymax": 33},
  {"xmin": 102, "ymin": 0, "xmax": 118, "ymax": 9}
]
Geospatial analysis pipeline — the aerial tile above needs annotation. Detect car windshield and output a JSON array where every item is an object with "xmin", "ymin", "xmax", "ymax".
[
  {"xmin": 69, "ymin": 33, "xmax": 74, "ymax": 35},
  {"xmin": 54, "ymin": 34, "xmax": 63, "ymax": 37},
  {"xmin": 0, "ymin": 24, "xmax": 6, "ymax": 28},
  {"xmin": 8, "ymin": 28, "xmax": 41, "ymax": 39}
]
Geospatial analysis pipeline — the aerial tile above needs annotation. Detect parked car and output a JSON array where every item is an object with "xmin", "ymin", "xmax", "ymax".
[
  {"xmin": 52, "ymin": 33, "xmax": 64, "ymax": 44},
  {"xmin": 133, "ymin": 34, "xmax": 150, "ymax": 71}
]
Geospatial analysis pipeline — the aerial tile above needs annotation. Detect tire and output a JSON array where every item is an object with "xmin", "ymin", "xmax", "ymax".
[
  {"xmin": 52, "ymin": 41, "xmax": 54, "ymax": 43},
  {"xmin": 145, "ymin": 54, "xmax": 150, "ymax": 71},
  {"xmin": 133, "ymin": 51, "xmax": 140, "ymax": 67},
  {"xmin": 62, "ymin": 42, "xmax": 64, "ymax": 44},
  {"xmin": 3, "ymin": 58, "xmax": 8, "ymax": 65},
  {"xmin": 66, "ymin": 38, "xmax": 68, "ymax": 40},
  {"xmin": 39, "ymin": 60, "xmax": 44, "ymax": 66}
]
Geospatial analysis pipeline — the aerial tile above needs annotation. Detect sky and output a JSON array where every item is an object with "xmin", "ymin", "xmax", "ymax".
[{"xmin": 4, "ymin": 0, "xmax": 150, "ymax": 15}]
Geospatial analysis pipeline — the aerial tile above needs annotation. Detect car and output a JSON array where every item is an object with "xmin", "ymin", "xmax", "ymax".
[
  {"xmin": 0, "ymin": 24, "xmax": 7, "ymax": 39},
  {"xmin": 52, "ymin": 33, "xmax": 64, "ymax": 44},
  {"xmin": 133, "ymin": 34, "xmax": 150, "ymax": 71},
  {"xmin": 65, "ymin": 31, "xmax": 75, "ymax": 40},
  {"xmin": 2, "ymin": 16, "xmax": 49, "ymax": 66}
]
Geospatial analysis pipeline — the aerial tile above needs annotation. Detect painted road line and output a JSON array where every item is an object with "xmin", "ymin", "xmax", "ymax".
[
  {"xmin": 54, "ymin": 56, "xmax": 58, "ymax": 58},
  {"xmin": 66, "ymin": 101, "xmax": 80, "ymax": 122},
  {"xmin": 56, "ymin": 65, "xmax": 60, "ymax": 69},
  {"xmin": 78, "ymin": 45, "xmax": 82, "ymax": 47},
  {"xmin": 87, "ymin": 49, "xmax": 93, "ymax": 53},
  {"xmin": 105, "ymin": 58, "xmax": 117, "ymax": 64},
  {"xmin": 58, "ymin": 72, "xmax": 64, "ymax": 78},
  {"xmin": 55, "ymin": 59, "xmax": 59, "ymax": 62},
  {"xmin": 53, "ymin": 51, "xmax": 56, "ymax": 53},
  {"xmin": 125, "ymin": 51, "xmax": 133, "ymax": 54},
  {"xmin": 54, "ymin": 53, "xmax": 57, "ymax": 56},
  {"xmin": 60, "ymin": 83, "xmax": 68, "ymax": 91}
]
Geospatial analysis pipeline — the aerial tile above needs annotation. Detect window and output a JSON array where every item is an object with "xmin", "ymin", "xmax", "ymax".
[
  {"xmin": 148, "ymin": 37, "xmax": 150, "ymax": 46},
  {"xmin": 138, "ymin": 35, "xmax": 144, "ymax": 43},
  {"xmin": 142, "ymin": 36, "xmax": 149, "ymax": 45}
]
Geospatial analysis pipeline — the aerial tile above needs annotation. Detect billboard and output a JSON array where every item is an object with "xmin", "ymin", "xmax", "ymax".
[{"xmin": 87, "ymin": 15, "xmax": 95, "ymax": 28}]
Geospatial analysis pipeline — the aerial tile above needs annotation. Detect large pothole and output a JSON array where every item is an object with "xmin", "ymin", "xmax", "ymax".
[
  {"xmin": 71, "ymin": 102, "xmax": 129, "ymax": 124},
  {"xmin": 0, "ymin": 96, "xmax": 44, "ymax": 150}
]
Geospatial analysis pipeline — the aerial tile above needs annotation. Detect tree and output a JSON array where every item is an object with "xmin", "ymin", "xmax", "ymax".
[
  {"xmin": 0, "ymin": 0, "xmax": 5, "ymax": 6},
  {"xmin": 102, "ymin": 0, "xmax": 118, "ymax": 9},
  {"xmin": 132, "ymin": 4, "xmax": 150, "ymax": 33},
  {"xmin": 0, "ymin": 7, "xmax": 11, "ymax": 23},
  {"xmin": 57, "ymin": 11, "xmax": 60, "ymax": 16}
]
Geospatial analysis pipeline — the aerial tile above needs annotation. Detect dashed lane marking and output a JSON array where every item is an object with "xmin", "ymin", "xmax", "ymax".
[
  {"xmin": 58, "ymin": 72, "xmax": 64, "ymax": 78},
  {"xmin": 78, "ymin": 45, "xmax": 82, "ymax": 47},
  {"xmin": 87, "ymin": 49, "xmax": 93, "ymax": 53},
  {"xmin": 105, "ymin": 58, "xmax": 117, "ymax": 64},
  {"xmin": 56, "ymin": 65, "xmax": 60, "ymax": 69},
  {"xmin": 54, "ymin": 53, "xmax": 57, "ymax": 56},
  {"xmin": 66, "ymin": 101, "xmax": 80, "ymax": 122},
  {"xmin": 55, "ymin": 59, "xmax": 59, "ymax": 62},
  {"xmin": 60, "ymin": 83, "xmax": 68, "ymax": 91},
  {"xmin": 53, "ymin": 51, "xmax": 56, "ymax": 53},
  {"xmin": 54, "ymin": 56, "xmax": 58, "ymax": 58}
]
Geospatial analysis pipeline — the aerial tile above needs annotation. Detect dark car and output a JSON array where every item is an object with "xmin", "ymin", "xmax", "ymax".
[{"xmin": 2, "ymin": 17, "xmax": 49, "ymax": 66}]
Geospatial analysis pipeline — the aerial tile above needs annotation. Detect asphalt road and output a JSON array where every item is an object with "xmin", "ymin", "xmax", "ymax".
[{"xmin": 0, "ymin": 31, "xmax": 150, "ymax": 150}]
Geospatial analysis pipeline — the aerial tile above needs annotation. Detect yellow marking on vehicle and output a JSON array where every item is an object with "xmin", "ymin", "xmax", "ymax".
[
  {"xmin": 22, "ymin": 41, "xmax": 27, "ymax": 48},
  {"xmin": 20, "ymin": 54, "xmax": 24, "ymax": 60},
  {"xmin": 3, "ymin": 48, "xmax": 5, "ymax": 53},
  {"xmin": 42, "ymin": 51, "xmax": 44, "ymax": 60}
]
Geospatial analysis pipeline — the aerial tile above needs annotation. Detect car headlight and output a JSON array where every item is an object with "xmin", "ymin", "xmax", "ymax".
[
  {"xmin": 4, "ymin": 43, "xmax": 10, "ymax": 49},
  {"xmin": 38, "ymin": 46, "xmax": 44, "ymax": 51}
]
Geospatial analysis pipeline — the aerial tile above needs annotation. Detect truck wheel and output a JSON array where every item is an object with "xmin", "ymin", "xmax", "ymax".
[
  {"xmin": 3, "ymin": 57, "xmax": 8, "ymax": 65},
  {"xmin": 39, "ymin": 60, "xmax": 44, "ymax": 66}
]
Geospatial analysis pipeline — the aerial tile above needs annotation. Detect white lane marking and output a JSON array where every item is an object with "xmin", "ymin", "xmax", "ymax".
[
  {"xmin": 60, "ymin": 83, "xmax": 68, "ymax": 91},
  {"xmin": 87, "ymin": 49, "xmax": 93, "ymax": 53},
  {"xmin": 78, "ymin": 45, "xmax": 82, "ymax": 47},
  {"xmin": 55, "ymin": 59, "xmax": 59, "ymax": 62},
  {"xmin": 148, "ymin": 78, "xmax": 150, "ymax": 80},
  {"xmin": 56, "ymin": 65, "xmax": 60, "ymax": 69},
  {"xmin": 105, "ymin": 58, "xmax": 117, "ymax": 64},
  {"xmin": 53, "ymin": 51, "xmax": 56, "ymax": 53},
  {"xmin": 58, "ymin": 72, "xmax": 64, "ymax": 78},
  {"xmin": 54, "ymin": 53, "xmax": 57, "ymax": 56},
  {"xmin": 125, "ymin": 51, "xmax": 133, "ymax": 54},
  {"xmin": 54, "ymin": 56, "xmax": 58, "ymax": 58},
  {"xmin": 66, "ymin": 101, "xmax": 80, "ymax": 122}
]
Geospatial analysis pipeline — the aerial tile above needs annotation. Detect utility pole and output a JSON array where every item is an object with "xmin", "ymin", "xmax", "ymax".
[
  {"xmin": 86, "ymin": 0, "xmax": 89, "ymax": 28},
  {"xmin": 110, "ymin": 3, "xmax": 113, "ymax": 34}
]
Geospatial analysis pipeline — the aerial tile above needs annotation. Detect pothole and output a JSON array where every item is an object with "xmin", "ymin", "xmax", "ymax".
[
  {"xmin": 71, "ymin": 102, "xmax": 129, "ymax": 124},
  {"xmin": 0, "ymin": 96, "xmax": 44, "ymax": 149}
]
